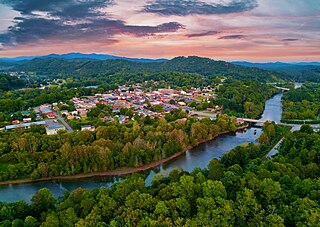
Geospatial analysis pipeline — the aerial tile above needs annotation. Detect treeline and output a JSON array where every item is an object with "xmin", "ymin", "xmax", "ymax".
[
  {"xmin": 216, "ymin": 79, "xmax": 277, "ymax": 118},
  {"xmin": 11, "ymin": 56, "xmax": 282, "ymax": 83},
  {"xmin": 0, "ymin": 115, "xmax": 238, "ymax": 182},
  {"xmin": 282, "ymin": 83, "xmax": 320, "ymax": 120},
  {"xmin": 0, "ymin": 87, "xmax": 99, "ymax": 114},
  {"xmin": 0, "ymin": 125, "xmax": 318, "ymax": 226}
]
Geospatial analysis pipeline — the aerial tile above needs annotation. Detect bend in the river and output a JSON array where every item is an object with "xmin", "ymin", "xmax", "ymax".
[{"xmin": 0, "ymin": 93, "xmax": 284, "ymax": 202}]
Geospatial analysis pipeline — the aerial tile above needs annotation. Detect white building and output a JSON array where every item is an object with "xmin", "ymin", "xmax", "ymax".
[
  {"xmin": 81, "ymin": 125, "xmax": 95, "ymax": 131},
  {"xmin": 46, "ymin": 125, "xmax": 66, "ymax": 135}
]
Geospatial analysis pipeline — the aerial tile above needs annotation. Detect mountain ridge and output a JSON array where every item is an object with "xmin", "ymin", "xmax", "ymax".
[
  {"xmin": 0, "ymin": 52, "xmax": 168, "ymax": 63},
  {"xmin": 232, "ymin": 61, "xmax": 320, "ymax": 69}
]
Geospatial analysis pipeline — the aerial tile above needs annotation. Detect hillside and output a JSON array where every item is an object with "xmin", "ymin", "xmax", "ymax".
[
  {"xmin": 233, "ymin": 61, "xmax": 320, "ymax": 82},
  {"xmin": 7, "ymin": 56, "xmax": 283, "ymax": 82}
]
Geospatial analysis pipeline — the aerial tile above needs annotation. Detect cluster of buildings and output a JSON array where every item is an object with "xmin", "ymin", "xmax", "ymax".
[
  {"xmin": 61, "ymin": 84, "xmax": 218, "ymax": 123},
  {"xmin": 39, "ymin": 105, "xmax": 56, "ymax": 119},
  {"xmin": 0, "ymin": 83, "xmax": 221, "ymax": 134},
  {"xmin": 2, "ymin": 105, "xmax": 66, "ymax": 135},
  {"xmin": 1, "ymin": 120, "xmax": 65, "ymax": 135}
]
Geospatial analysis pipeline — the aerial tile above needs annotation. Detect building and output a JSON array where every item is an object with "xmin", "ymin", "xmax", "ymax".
[
  {"xmin": 40, "ymin": 107, "xmax": 53, "ymax": 114},
  {"xmin": 5, "ymin": 121, "xmax": 46, "ymax": 130},
  {"xmin": 81, "ymin": 125, "xmax": 95, "ymax": 131},
  {"xmin": 23, "ymin": 118, "xmax": 32, "ymax": 123},
  {"xmin": 46, "ymin": 113, "xmax": 56, "ymax": 119},
  {"xmin": 12, "ymin": 120, "xmax": 20, "ymax": 124},
  {"xmin": 46, "ymin": 125, "xmax": 66, "ymax": 135}
]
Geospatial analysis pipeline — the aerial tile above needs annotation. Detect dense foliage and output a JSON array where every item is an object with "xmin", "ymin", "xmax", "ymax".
[
  {"xmin": 0, "ymin": 115, "xmax": 238, "ymax": 182},
  {"xmin": 275, "ymin": 65, "xmax": 320, "ymax": 82},
  {"xmin": 0, "ymin": 87, "xmax": 99, "ymax": 114},
  {"xmin": 0, "ymin": 74, "xmax": 27, "ymax": 91},
  {"xmin": 9, "ymin": 56, "xmax": 282, "ymax": 83},
  {"xmin": 0, "ymin": 125, "xmax": 318, "ymax": 226},
  {"xmin": 216, "ymin": 79, "xmax": 277, "ymax": 118},
  {"xmin": 282, "ymin": 83, "xmax": 320, "ymax": 120}
]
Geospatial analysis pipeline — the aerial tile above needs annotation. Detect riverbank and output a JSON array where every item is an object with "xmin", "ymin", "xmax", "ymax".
[{"xmin": 0, "ymin": 125, "xmax": 248, "ymax": 186}]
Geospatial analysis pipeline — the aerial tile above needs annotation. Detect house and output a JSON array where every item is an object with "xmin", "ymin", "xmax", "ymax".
[
  {"xmin": 46, "ymin": 125, "xmax": 66, "ymax": 135},
  {"xmin": 67, "ymin": 115, "xmax": 75, "ymax": 120},
  {"xmin": 46, "ymin": 113, "xmax": 56, "ymax": 119},
  {"xmin": 23, "ymin": 111, "xmax": 30, "ymax": 117},
  {"xmin": 12, "ymin": 120, "xmax": 20, "ymax": 124},
  {"xmin": 40, "ymin": 107, "xmax": 53, "ymax": 114},
  {"xmin": 178, "ymin": 102, "xmax": 187, "ymax": 106},
  {"xmin": 81, "ymin": 125, "xmax": 95, "ymax": 131},
  {"xmin": 23, "ymin": 118, "xmax": 32, "ymax": 123},
  {"xmin": 78, "ymin": 110, "xmax": 87, "ymax": 118}
]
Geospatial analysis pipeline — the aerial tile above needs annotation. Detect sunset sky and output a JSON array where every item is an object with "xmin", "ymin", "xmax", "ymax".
[{"xmin": 0, "ymin": 0, "xmax": 319, "ymax": 61}]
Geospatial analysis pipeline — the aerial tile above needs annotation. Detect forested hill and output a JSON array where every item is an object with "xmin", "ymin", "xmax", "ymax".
[
  {"xmin": 275, "ymin": 65, "xmax": 320, "ymax": 82},
  {"xmin": 10, "ymin": 56, "xmax": 283, "ymax": 82},
  {"xmin": 233, "ymin": 61, "xmax": 320, "ymax": 82}
]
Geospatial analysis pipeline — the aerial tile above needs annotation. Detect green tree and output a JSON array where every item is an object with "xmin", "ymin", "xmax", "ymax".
[{"xmin": 31, "ymin": 188, "xmax": 56, "ymax": 215}]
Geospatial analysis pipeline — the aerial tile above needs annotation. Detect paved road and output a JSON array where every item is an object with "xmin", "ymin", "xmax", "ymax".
[
  {"xmin": 51, "ymin": 110, "xmax": 74, "ymax": 132},
  {"xmin": 266, "ymin": 125, "xmax": 300, "ymax": 158}
]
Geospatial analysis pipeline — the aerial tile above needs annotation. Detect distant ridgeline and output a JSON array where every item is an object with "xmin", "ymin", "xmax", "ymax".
[
  {"xmin": 5, "ymin": 56, "xmax": 283, "ymax": 83},
  {"xmin": 233, "ymin": 61, "xmax": 320, "ymax": 82}
]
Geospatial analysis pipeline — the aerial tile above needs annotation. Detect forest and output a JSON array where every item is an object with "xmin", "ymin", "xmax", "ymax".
[
  {"xmin": 0, "ymin": 124, "xmax": 318, "ymax": 226},
  {"xmin": 282, "ymin": 83, "xmax": 320, "ymax": 121},
  {"xmin": 216, "ymin": 79, "xmax": 277, "ymax": 118},
  {"xmin": 0, "ymin": 74, "xmax": 27, "ymax": 91},
  {"xmin": 0, "ymin": 114, "xmax": 239, "ymax": 182},
  {"xmin": 6, "ymin": 56, "xmax": 283, "ymax": 83},
  {"xmin": 0, "ymin": 86, "xmax": 98, "ymax": 114},
  {"xmin": 274, "ymin": 65, "xmax": 320, "ymax": 82}
]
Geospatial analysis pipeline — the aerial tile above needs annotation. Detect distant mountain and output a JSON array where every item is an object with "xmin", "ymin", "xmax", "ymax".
[
  {"xmin": 232, "ymin": 61, "xmax": 320, "ymax": 69},
  {"xmin": 0, "ymin": 52, "xmax": 168, "ymax": 63}
]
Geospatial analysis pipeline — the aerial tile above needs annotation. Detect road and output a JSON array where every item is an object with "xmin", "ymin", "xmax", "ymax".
[
  {"xmin": 51, "ymin": 110, "xmax": 74, "ymax": 132},
  {"xmin": 189, "ymin": 111, "xmax": 217, "ymax": 119},
  {"xmin": 266, "ymin": 125, "xmax": 300, "ymax": 158}
]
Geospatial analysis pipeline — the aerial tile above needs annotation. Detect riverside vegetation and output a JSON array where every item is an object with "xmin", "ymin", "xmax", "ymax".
[
  {"xmin": 282, "ymin": 83, "xmax": 320, "ymax": 123},
  {"xmin": 0, "ymin": 114, "xmax": 240, "ymax": 182},
  {"xmin": 0, "ymin": 124, "xmax": 318, "ymax": 226}
]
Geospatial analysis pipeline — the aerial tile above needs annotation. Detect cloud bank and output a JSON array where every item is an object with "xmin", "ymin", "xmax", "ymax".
[
  {"xmin": 143, "ymin": 0, "xmax": 258, "ymax": 16},
  {"xmin": 0, "ymin": 0, "xmax": 184, "ymax": 48}
]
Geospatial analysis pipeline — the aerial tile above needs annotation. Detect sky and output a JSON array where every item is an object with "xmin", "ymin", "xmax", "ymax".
[{"xmin": 0, "ymin": 0, "xmax": 319, "ymax": 62}]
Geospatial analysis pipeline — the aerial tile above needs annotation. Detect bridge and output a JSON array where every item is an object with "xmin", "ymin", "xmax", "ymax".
[
  {"xmin": 275, "ymin": 86, "xmax": 290, "ymax": 91},
  {"xmin": 238, "ymin": 118, "xmax": 291, "ymax": 127},
  {"xmin": 240, "ymin": 118, "xmax": 267, "ymax": 124},
  {"xmin": 239, "ymin": 118, "xmax": 320, "ymax": 129},
  {"xmin": 190, "ymin": 111, "xmax": 319, "ymax": 128}
]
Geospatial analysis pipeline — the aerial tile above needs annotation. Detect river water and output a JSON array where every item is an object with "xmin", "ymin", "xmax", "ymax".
[{"xmin": 0, "ymin": 94, "xmax": 283, "ymax": 203}]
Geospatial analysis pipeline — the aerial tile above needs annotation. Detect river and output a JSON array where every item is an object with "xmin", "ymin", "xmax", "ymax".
[{"xmin": 0, "ymin": 93, "xmax": 283, "ymax": 203}]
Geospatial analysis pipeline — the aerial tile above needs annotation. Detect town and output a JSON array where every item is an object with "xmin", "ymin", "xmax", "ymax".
[{"xmin": 0, "ymin": 82, "xmax": 223, "ymax": 135}]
